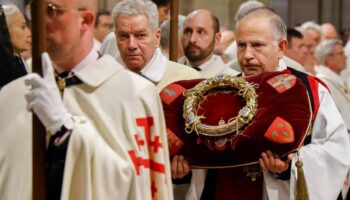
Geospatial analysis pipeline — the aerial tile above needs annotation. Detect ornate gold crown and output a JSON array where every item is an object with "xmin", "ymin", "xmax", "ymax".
[{"xmin": 183, "ymin": 74, "xmax": 258, "ymax": 138}]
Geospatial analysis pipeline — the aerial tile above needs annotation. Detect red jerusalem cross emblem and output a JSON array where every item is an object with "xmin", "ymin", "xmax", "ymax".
[{"xmin": 267, "ymin": 74, "xmax": 296, "ymax": 93}]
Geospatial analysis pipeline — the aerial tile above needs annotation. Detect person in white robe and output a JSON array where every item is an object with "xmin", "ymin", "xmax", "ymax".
[
  {"xmin": 238, "ymin": 8, "xmax": 350, "ymax": 200},
  {"xmin": 178, "ymin": 9, "xmax": 239, "ymax": 79},
  {"xmin": 173, "ymin": 8, "xmax": 350, "ymax": 200},
  {"xmin": 175, "ymin": 9, "xmax": 239, "ymax": 200},
  {"xmin": 315, "ymin": 39, "xmax": 350, "ymax": 131},
  {"xmin": 315, "ymin": 39, "xmax": 350, "ymax": 199},
  {"xmin": 0, "ymin": 0, "xmax": 173, "ymax": 199},
  {"xmin": 112, "ymin": 0, "xmax": 200, "ymax": 92}
]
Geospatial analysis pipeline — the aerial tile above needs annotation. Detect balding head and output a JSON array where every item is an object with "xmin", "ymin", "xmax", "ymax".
[
  {"xmin": 321, "ymin": 23, "xmax": 338, "ymax": 41},
  {"xmin": 185, "ymin": 9, "xmax": 220, "ymax": 34},
  {"xmin": 44, "ymin": 0, "xmax": 98, "ymax": 71},
  {"xmin": 236, "ymin": 7, "xmax": 287, "ymax": 41},
  {"xmin": 182, "ymin": 9, "xmax": 221, "ymax": 67},
  {"xmin": 76, "ymin": 0, "xmax": 98, "ymax": 13}
]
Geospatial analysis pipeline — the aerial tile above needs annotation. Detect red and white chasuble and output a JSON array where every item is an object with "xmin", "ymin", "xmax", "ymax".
[{"xmin": 0, "ymin": 55, "xmax": 173, "ymax": 200}]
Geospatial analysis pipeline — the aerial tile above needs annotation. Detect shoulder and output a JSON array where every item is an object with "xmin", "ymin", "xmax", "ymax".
[
  {"xmin": 156, "ymin": 61, "xmax": 201, "ymax": 90},
  {"xmin": 167, "ymin": 60, "xmax": 189, "ymax": 69},
  {"xmin": 287, "ymin": 67, "xmax": 329, "ymax": 92},
  {"xmin": 282, "ymin": 56, "xmax": 306, "ymax": 73},
  {"xmin": 177, "ymin": 56, "xmax": 187, "ymax": 64},
  {"xmin": 167, "ymin": 61, "xmax": 201, "ymax": 77},
  {"xmin": 117, "ymin": 69, "xmax": 157, "ymax": 94},
  {"xmin": 89, "ymin": 56, "xmax": 157, "ymax": 95}
]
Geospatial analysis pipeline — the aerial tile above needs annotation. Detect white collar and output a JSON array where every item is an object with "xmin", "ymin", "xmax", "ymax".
[
  {"xmin": 197, "ymin": 55, "xmax": 223, "ymax": 71},
  {"xmin": 72, "ymin": 49, "xmax": 99, "ymax": 73},
  {"xmin": 179, "ymin": 55, "xmax": 219, "ymax": 70},
  {"xmin": 139, "ymin": 48, "xmax": 167, "ymax": 83},
  {"xmin": 278, "ymin": 59, "xmax": 287, "ymax": 71}
]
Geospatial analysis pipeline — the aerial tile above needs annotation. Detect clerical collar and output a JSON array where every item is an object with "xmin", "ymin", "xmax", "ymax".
[
  {"xmin": 179, "ymin": 56, "xmax": 203, "ymax": 71},
  {"xmin": 196, "ymin": 55, "xmax": 224, "ymax": 72},
  {"xmin": 139, "ymin": 48, "xmax": 167, "ymax": 83},
  {"xmin": 278, "ymin": 59, "xmax": 287, "ymax": 71}
]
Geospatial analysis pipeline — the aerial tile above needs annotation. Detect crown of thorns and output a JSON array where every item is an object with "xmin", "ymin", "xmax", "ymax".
[{"xmin": 183, "ymin": 74, "xmax": 258, "ymax": 139}]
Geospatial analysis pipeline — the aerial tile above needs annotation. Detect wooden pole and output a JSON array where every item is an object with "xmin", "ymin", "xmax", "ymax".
[
  {"xmin": 169, "ymin": 0, "xmax": 179, "ymax": 61},
  {"xmin": 31, "ymin": 0, "xmax": 47, "ymax": 199}
]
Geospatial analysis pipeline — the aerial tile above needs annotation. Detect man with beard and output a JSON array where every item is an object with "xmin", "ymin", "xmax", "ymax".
[
  {"xmin": 178, "ymin": 9, "xmax": 238, "ymax": 78},
  {"xmin": 173, "ymin": 9, "xmax": 238, "ymax": 200}
]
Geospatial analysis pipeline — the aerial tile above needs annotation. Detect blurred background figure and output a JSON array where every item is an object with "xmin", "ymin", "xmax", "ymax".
[
  {"xmin": 160, "ymin": 15, "xmax": 185, "ymax": 59},
  {"xmin": 214, "ymin": 29, "xmax": 235, "ymax": 63},
  {"xmin": 341, "ymin": 28, "xmax": 350, "ymax": 88},
  {"xmin": 315, "ymin": 39, "xmax": 350, "ymax": 199},
  {"xmin": 94, "ymin": 10, "xmax": 112, "ymax": 50},
  {"xmin": 315, "ymin": 39, "xmax": 349, "ymax": 128},
  {"xmin": 0, "ymin": 4, "xmax": 31, "ymax": 88},
  {"xmin": 285, "ymin": 28, "xmax": 307, "ymax": 66},
  {"xmin": 224, "ymin": 0, "xmax": 264, "ymax": 67},
  {"xmin": 343, "ymin": 29, "xmax": 350, "ymax": 67},
  {"xmin": 299, "ymin": 21, "xmax": 322, "ymax": 74},
  {"xmin": 321, "ymin": 23, "xmax": 339, "ymax": 41},
  {"xmin": 152, "ymin": 0, "xmax": 170, "ymax": 25}
]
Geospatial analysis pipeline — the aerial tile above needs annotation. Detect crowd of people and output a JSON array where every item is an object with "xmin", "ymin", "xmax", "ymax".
[{"xmin": 0, "ymin": 0, "xmax": 350, "ymax": 199}]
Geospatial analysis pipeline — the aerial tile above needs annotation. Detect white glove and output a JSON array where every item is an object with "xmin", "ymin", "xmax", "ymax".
[{"xmin": 25, "ymin": 52, "xmax": 74, "ymax": 134}]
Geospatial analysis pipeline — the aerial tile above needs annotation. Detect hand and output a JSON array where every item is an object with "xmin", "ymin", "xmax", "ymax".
[
  {"xmin": 259, "ymin": 150, "xmax": 293, "ymax": 174},
  {"xmin": 171, "ymin": 155, "xmax": 190, "ymax": 179},
  {"xmin": 24, "ymin": 52, "xmax": 73, "ymax": 134}
]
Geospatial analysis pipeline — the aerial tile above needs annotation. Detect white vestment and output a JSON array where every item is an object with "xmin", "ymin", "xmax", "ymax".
[
  {"xmin": 341, "ymin": 41, "xmax": 350, "ymax": 100},
  {"xmin": 262, "ymin": 65, "xmax": 350, "ymax": 200},
  {"xmin": 0, "ymin": 54, "xmax": 173, "ymax": 200},
  {"xmin": 316, "ymin": 65, "xmax": 350, "ymax": 130},
  {"xmin": 179, "ymin": 63, "xmax": 350, "ymax": 200},
  {"xmin": 316, "ymin": 65, "xmax": 350, "ymax": 198},
  {"xmin": 178, "ymin": 55, "xmax": 239, "ymax": 78},
  {"xmin": 117, "ymin": 48, "xmax": 201, "ymax": 92}
]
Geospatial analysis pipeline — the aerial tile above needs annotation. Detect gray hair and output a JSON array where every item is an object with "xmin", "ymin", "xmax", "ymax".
[
  {"xmin": 236, "ymin": 7, "xmax": 287, "ymax": 41},
  {"xmin": 299, "ymin": 21, "xmax": 321, "ymax": 34},
  {"xmin": 315, "ymin": 39, "xmax": 342, "ymax": 65},
  {"xmin": 112, "ymin": 0, "xmax": 159, "ymax": 30},
  {"xmin": 160, "ymin": 15, "xmax": 185, "ymax": 49},
  {"xmin": 234, "ymin": 0, "xmax": 264, "ymax": 22},
  {"xmin": 2, "ymin": 4, "xmax": 21, "ymax": 26}
]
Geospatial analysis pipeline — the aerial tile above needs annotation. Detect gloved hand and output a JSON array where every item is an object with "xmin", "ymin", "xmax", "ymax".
[{"xmin": 25, "ymin": 52, "xmax": 74, "ymax": 134}]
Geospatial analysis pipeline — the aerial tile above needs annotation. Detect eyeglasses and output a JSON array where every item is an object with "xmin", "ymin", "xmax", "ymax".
[{"xmin": 46, "ymin": 3, "xmax": 86, "ymax": 18}]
